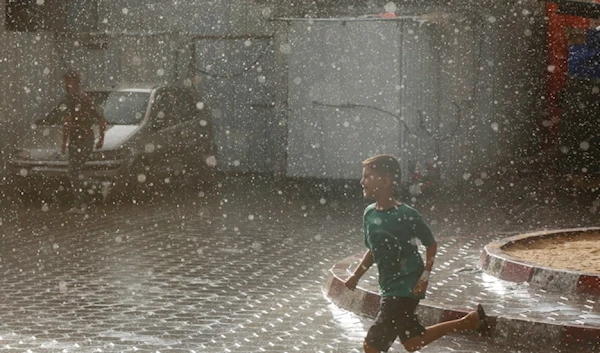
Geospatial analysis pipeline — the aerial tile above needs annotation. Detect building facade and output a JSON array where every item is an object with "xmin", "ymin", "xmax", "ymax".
[{"xmin": 1, "ymin": 0, "xmax": 549, "ymax": 186}]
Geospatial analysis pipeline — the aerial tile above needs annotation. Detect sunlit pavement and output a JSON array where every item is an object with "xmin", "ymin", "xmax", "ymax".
[
  {"xmin": 0, "ymin": 175, "xmax": 597, "ymax": 353},
  {"xmin": 327, "ymin": 232, "xmax": 600, "ymax": 352}
]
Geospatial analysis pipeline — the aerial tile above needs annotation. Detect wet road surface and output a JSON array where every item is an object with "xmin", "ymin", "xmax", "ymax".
[{"xmin": 0, "ymin": 176, "xmax": 595, "ymax": 352}]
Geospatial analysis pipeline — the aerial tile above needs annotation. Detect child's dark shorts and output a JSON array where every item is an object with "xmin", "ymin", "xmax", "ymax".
[{"xmin": 365, "ymin": 296, "xmax": 426, "ymax": 352}]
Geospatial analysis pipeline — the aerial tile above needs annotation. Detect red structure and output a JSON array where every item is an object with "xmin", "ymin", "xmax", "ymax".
[{"xmin": 545, "ymin": 1, "xmax": 599, "ymax": 148}]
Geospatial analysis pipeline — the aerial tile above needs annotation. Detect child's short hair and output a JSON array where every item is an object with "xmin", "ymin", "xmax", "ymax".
[{"xmin": 362, "ymin": 154, "xmax": 401, "ymax": 183}]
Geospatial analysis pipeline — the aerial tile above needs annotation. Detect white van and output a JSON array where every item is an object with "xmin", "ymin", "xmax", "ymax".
[{"xmin": 8, "ymin": 84, "xmax": 217, "ymax": 201}]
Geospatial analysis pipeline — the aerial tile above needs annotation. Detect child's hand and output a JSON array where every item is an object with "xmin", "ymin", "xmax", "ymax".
[
  {"xmin": 412, "ymin": 279, "xmax": 428, "ymax": 296},
  {"xmin": 344, "ymin": 274, "xmax": 359, "ymax": 290}
]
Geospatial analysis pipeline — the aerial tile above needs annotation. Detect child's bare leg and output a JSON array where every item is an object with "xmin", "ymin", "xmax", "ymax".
[{"xmin": 402, "ymin": 310, "xmax": 480, "ymax": 352}]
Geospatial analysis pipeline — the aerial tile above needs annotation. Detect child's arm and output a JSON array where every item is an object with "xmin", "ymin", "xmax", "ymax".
[
  {"xmin": 344, "ymin": 250, "xmax": 373, "ymax": 290},
  {"xmin": 424, "ymin": 241, "xmax": 437, "ymax": 271},
  {"xmin": 413, "ymin": 241, "xmax": 437, "ymax": 296}
]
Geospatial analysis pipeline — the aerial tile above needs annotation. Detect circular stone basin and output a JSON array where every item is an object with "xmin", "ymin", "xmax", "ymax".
[
  {"xmin": 503, "ymin": 231, "xmax": 600, "ymax": 274},
  {"xmin": 478, "ymin": 227, "xmax": 600, "ymax": 295}
]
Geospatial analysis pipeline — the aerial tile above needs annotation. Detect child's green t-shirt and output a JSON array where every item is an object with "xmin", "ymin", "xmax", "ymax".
[{"xmin": 363, "ymin": 203, "xmax": 436, "ymax": 298}]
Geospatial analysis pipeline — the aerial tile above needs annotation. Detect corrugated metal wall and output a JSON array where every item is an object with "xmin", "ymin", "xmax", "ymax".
[
  {"xmin": 399, "ymin": 19, "xmax": 443, "ymax": 182},
  {"xmin": 286, "ymin": 20, "xmax": 404, "ymax": 179},
  {"xmin": 283, "ymin": 5, "xmax": 543, "ymax": 183},
  {"xmin": 195, "ymin": 37, "xmax": 277, "ymax": 173}
]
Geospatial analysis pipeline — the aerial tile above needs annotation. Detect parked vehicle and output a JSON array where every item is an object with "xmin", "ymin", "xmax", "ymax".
[{"xmin": 8, "ymin": 84, "xmax": 217, "ymax": 202}]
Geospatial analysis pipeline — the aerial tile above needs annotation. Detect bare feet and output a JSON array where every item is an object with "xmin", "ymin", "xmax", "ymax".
[{"xmin": 462, "ymin": 310, "xmax": 481, "ymax": 330}]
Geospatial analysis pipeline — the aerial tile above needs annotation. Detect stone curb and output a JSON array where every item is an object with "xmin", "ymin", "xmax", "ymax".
[
  {"xmin": 478, "ymin": 227, "xmax": 600, "ymax": 296},
  {"xmin": 324, "ymin": 253, "xmax": 600, "ymax": 352}
]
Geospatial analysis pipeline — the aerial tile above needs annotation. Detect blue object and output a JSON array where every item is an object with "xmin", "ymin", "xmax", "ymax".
[{"xmin": 568, "ymin": 29, "xmax": 600, "ymax": 79}]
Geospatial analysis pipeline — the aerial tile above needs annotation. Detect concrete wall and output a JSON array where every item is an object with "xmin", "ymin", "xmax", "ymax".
[{"xmin": 0, "ymin": 2, "xmax": 60, "ymax": 176}]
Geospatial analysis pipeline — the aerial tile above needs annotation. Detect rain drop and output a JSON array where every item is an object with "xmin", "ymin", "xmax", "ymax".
[
  {"xmin": 262, "ymin": 7, "xmax": 272, "ymax": 18},
  {"xmin": 279, "ymin": 43, "xmax": 292, "ymax": 55},
  {"xmin": 58, "ymin": 281, "xmax": 68, "ymax": 293},
  {"xmin": 580, "ymin": 141, "xmax": 590, "ymax": 151},
  {"xmin": 196, "ymin": 102, "xmax": 205, "ymax": 110},
  {"xmin": 205, "ymin": 156, "xmax": 217, "ymax": 167},
  {"xmin": 384, "ymin": 2, "xmax": 397, "ymax": 13}
]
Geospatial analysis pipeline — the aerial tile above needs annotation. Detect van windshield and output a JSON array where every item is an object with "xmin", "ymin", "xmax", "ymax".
[
  {"xmin": 103, "ymin": 92, "xmax": 150, "ymax": 125},
  {"xmin": 36, "ymin": 91, "xmax": 150, "ymax": 126}
]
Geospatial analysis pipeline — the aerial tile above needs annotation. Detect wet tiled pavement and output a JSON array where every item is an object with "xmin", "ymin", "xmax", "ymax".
[
  {"xmin": 331, "ymin": 231, "xmax": 600, "ymax": 350},
  {"xmin": 0, "ymin": 175, "xmax": 597, "ymax": 352},
  {"xmin": 349, "ymin": 231, "xmax": 600, "ymax": 326}
]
